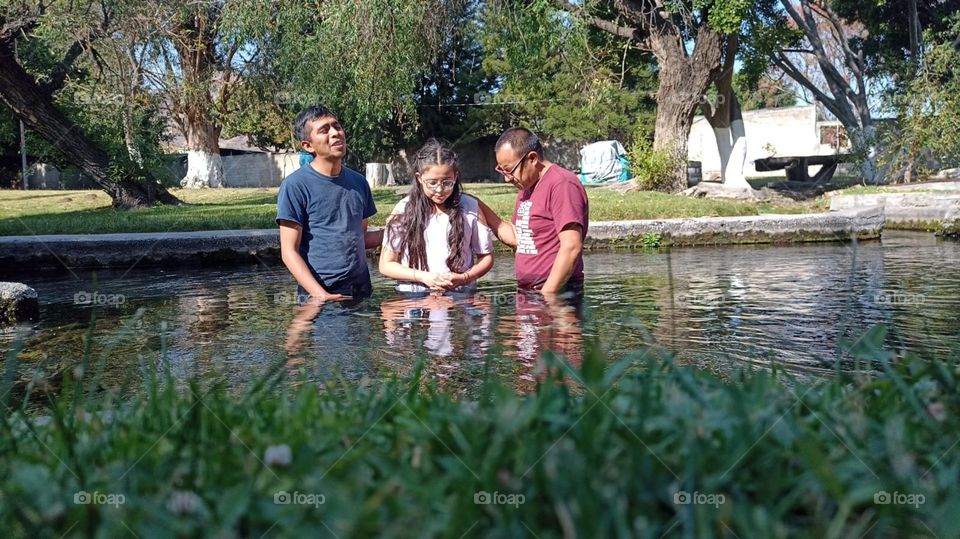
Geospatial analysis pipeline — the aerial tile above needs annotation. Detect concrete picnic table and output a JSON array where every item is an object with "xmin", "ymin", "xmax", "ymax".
[{"xmin": 754, "ymin": 154, "xmax": 844, "ymax": 184}]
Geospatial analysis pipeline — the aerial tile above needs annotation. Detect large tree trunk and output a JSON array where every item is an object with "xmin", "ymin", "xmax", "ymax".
[
  {"xmin": 705, "ymin": 88, "xmax": 750, "ymax": 189},
  {"xmin": 0, "ymin": 41, "xmax": 179, "ymax": 209},
  {"xmin": 774, "ymin": 0, "xmax": 878, "ymax": 184},
  {"xmin": 652, "ymin": 87, "xmax": 696, "ymax": 193},
  {"xmin": 725, "ymin": 102, "xmax": 749, "ymax": 188},
  {"xmin": 700, "ymin": 35, "xmax": 751, "ymax": 190},
  {"xmin": 173, "ymin": 7, "xmax": 225, "ymax": 189},
  {"xmin": 557, "ymin": 1, "xmax": 727, "ymax": 192},
  {"xmin": 650, "ymin": 30, "xmax": 724, "ymax": 192},
  {"xmin": 181, "ymin": 112, "xmax": 224, "ymax": 189}
]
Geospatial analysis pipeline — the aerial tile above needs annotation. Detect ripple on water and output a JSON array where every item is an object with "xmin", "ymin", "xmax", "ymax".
[{"xmin": 3, "ymin": 232, "xmax": 959, "ymax": 396}]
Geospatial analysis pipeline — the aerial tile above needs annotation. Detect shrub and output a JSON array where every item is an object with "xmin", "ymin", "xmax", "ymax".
[
  {"xmin": 627, "ymin": 126, "xmax": 682, "ymax": 191},
  {"xmin": 879, "ymin": 21, "xmax": 960, "ymax": 181}
]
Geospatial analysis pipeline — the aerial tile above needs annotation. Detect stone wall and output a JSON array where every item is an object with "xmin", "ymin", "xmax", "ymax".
[{"xmin": 221, "ymin": 153, "xmax": 300, "ymax": 187}]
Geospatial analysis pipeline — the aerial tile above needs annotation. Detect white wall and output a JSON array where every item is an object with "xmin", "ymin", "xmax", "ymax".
[
  {"xmin": 688, "ymin": 105, "xmax": 847, "ymax": 179},
  {"xmin": 222, "ymin": 153, "xmax": 300, "ymax": 187}
]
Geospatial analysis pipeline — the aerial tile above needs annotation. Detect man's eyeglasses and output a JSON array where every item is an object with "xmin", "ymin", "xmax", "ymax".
[
  {"xmin": 421, "ymin": 179, "xmax": 457, "ymax": 191},
  {"xmin": 495, "ymin": 156, "xmax": 525, "ymax": 178}
]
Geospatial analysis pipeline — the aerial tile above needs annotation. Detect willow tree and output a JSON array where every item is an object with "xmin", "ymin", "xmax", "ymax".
[
  {"xmin": 259, "ymin": 0, "xmax": 465, "ymax": 165},
  {"xmin": 134, "ymin": 1, "xmax": 266, "ymax": 188},
  {"xmin": 0, "ymin": 1, "xmax": 179, "ymax": 208}
]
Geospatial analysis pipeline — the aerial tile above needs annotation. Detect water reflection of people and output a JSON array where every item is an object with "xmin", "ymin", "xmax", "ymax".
[
  {"xmin": 283, "ymin": 298, "xmax": 374, "ymax": 382},
  {"xmin": 499, "ymin": 289, "xmax": 584, "ymax": 391},
  {"xmin": 379, "ymin": 293, "xmax": 493, "ymax": 383}
]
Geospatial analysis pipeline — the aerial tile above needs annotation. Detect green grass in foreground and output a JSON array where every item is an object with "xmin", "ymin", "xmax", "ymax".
[
  {"xmin": 2, "ymin": 324, "xmax": 958, "ymax": 537},
  {"xmin": 0, "ymin": 184, "xmax": 815, "ymax": 236}
]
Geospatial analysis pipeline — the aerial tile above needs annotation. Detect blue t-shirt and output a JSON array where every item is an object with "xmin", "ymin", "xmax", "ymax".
[{"xmin": 276, "ymin": 164, "xmax": 377, "ymax": 296}]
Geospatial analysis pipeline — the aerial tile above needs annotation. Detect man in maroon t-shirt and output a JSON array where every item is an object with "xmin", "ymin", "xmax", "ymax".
[{"xmin": 478, "ymin": 127, "xmax": 589, "ymax": 293}]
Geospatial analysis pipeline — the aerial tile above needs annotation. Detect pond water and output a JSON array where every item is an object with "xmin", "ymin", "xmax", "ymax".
[{"xmin": 3, "ymin": 231, "xmax": 958, "ymax": 397}]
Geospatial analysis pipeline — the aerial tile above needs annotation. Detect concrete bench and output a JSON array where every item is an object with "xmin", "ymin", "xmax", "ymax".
[{"xmin": 754, "ymin": 155, "xmax": 844, "ymax": 184}]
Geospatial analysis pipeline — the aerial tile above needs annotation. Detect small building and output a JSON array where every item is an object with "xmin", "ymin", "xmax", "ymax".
[
  {"xmin": 687, "ymin": 105, "xmax": 848, "ymax": 180},
  {"xmin": 164, "ymin": 134, "xmax": 299, "ymax": 188}
]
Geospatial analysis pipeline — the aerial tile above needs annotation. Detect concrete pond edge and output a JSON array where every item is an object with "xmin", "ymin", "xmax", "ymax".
[{"xmin": 0, "ymin": 207, "xmax": 888, "ymax": 271}]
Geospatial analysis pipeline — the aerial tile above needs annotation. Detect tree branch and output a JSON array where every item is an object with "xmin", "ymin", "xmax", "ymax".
[
  {"xmin": 783, "ymin": 1, "xmax": 857, "ymax": 110},
  {"xmin": 815, "ymin": 2, "xmax": 868, "ymax": 99},
  {"xmin": 774, "ymin": 52, "xmax": 830, "ymax": 106},
  {"xmin": 774, "ymin": 50, "xmax": 856, "ymax": 127},
  {"xmin": 554, "ymin": 0, "xmax": 642, "ymax": 42},
  {"xmin": 40, "ymin": 39, "xmax": 88, "ymax": 94},
  {"xmin": 0, "ymin": 16, "xmax": 41, "ymax": 42}
]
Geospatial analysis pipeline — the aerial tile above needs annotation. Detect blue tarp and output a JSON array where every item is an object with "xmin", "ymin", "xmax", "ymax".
[{"xmin": 578, "ymin": 140, "xmax": 631, "ymax": 184}]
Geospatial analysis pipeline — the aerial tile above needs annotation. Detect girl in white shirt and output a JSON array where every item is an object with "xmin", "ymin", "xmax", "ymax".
[{"xmin": 379, "ymin": 139, "xmax": 495, "ymax": 294}]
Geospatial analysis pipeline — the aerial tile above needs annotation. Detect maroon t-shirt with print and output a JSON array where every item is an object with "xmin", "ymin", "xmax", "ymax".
[{"xmin": 512, "ymin": 164, "xmax": 589, "ymax": 289}]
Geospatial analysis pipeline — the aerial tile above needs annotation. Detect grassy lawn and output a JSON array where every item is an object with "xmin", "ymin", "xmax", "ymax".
[
  {"xmin": 0, "ymin": 184, "xmax": 818, "ymax": 236},
  {"xmin": 2, "ymin": 326, "xmax": 957, "ymax": 536}
]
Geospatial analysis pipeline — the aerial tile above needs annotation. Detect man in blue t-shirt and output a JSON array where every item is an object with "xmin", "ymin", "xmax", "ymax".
[{"xmin": 276, "ymin": 105, "xmax": 383, "ymax": 302}]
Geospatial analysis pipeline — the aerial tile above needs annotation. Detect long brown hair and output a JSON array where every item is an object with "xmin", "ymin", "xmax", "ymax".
[{"xmin": 388, "ymin": 139, "xmax": 467, "ymax": 273}]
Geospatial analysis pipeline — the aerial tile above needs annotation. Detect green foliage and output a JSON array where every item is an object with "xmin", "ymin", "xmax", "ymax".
[
  {"xmin": 220, "ymin": 76, "xmax": 293, "ymax": 152},
  {"xmin": 701, "ymin": 0, "xmax": 753, "ymax": 34},
  {"xmin": 269, "ymin": 0, "xmax": 460, "ymax": 163},
  {"xmin": 734, "ymin": 73, "xmax": 797, "ymax": 111},
  {"xmin": 627, "ymin": 127, "xmax": 681, "ymax": 191},
  {"xmin": 638, "ymin": 232, "xmax": 662, "ymax": 248},
  {"xmin": 879, "ymin": 20, "xmax": 960, "ymax": 179},
  {"xmin": 832, "ymin": 0, "xmax": 960, "ymax": 79},
  {"xmin": 59, "ymin": 84, "xmax": 173, "ymax": 184},
  {"xmin": 477, "ymin": 0, "xmax": 656, "ymax": 144},
  {"xmin": 2, "ymin": 323, "xmax": 960, "ymax": 537},
  {"xmin": 0, "ymin": 1, "xmax": 174, "ymax": 191}
]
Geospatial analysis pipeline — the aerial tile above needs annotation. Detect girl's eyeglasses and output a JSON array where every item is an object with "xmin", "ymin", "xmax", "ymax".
[{"xmin": 421, "ymin": 179, "xmax": 457, "ymax": 191}]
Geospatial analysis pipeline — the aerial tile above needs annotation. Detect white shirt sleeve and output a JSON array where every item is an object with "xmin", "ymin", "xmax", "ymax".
[
  {"xmin": 464, "ymin": 195, "xmax": 494, "ymax": 255},
  {"xmin": 382, "ymin": 197, "xmax": 409, "ymax": 252}
]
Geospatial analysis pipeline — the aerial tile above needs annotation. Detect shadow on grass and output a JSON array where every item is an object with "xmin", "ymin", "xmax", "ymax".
[{"xmin": 0, "ymin": 191, "xmax": 85, "ymax": 201}]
